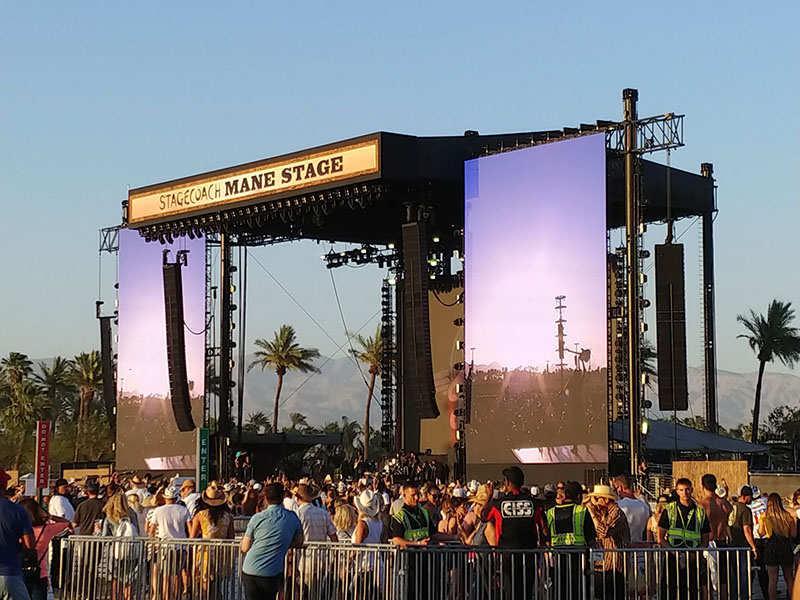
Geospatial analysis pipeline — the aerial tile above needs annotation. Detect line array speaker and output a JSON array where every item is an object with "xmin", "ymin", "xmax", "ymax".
[
  {"xmin": 401, "ymin": 222, "xmax": 439, "ymax": 419},
  {"xmin": 655, "ymin": 243, "xmax": 688, "ymax": 412},
  {"xmin": 163, "ymin": 261, "xmax": 196, "ymax": 431}
]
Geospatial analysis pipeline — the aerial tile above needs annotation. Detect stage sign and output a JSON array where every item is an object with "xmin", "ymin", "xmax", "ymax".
[
  {"xmin": 464, "ymin": 134, "xmax": 608, "ymax": 466},
  {"xmin": 35, "ymin": 421, "xmax": 50, "ymax": 489},
  {"xmin": 128, "ymin": 139, "xmax": 380, "ymax": 225},
  {"xmin": 196, "ymin": 428, "xmax": 210, "ymax": 490}
]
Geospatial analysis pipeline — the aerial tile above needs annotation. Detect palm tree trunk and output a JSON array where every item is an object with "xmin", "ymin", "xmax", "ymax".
[
  {"xmin": 364, "ymin": 371, "xmax": 376, "ymax": 462},
  {"xmin": 751, "ymin": 359, "xmax": 767, "ymax": 444},
  {"xmin": 272, "ymin": 372, "xmax": 284, "ymax": 433},
  {"xmin": 14, "ymin": 433, "xmax": 25, "ymax": 474}
]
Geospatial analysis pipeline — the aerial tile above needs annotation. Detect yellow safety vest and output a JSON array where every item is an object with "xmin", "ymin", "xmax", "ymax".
[
  {"xmin": 393, "ymin": 505, "xmax": 431, "ymax": 542},
  {"xmin": 546, "ymin": 503, "xmax": 587, "ymax": 546},
  {"xmin": 666, "ymin": 501, "xmax": 705, "ymax": 548}
]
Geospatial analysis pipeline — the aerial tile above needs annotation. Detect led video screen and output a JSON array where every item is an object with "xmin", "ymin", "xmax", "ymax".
[
  {"xmin": 464, "ymin": 134, "xmax": 608, "ymax": 465},
  {"xmin": 116, "ymin": 229, "xmax": 205, "ymax": 471}
]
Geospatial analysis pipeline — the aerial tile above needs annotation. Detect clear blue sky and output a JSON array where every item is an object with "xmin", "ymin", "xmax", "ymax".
[{"xmin": 2, "ymin": 2, "xmax": 798, "ymax": 377}]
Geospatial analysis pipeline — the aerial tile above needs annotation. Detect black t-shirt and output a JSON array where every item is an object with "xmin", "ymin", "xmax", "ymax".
[
  {"xmin": 657, "ymin": 501, "xmax": 712, "ymax": 547},
  {"xmin": 73, "ymin": 497, "xmax": 105, "ymax": 535},
  {"xmin": 485, "ymin": 490, "xmax": 546, "ymax": 549},
  {"xmin": 728, "ymin": 502, "xmax": 754, "ymax": 548}
]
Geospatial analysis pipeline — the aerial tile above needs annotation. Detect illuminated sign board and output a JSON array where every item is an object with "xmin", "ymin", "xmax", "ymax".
[{"xmin": 128, "ymin": 139, "xmax": 380, "ymax": 225}]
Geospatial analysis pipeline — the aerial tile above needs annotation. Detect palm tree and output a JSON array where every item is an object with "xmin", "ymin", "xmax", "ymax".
[
  {"xmin": 287, "ymin": 412, "xmax": 310, "ymax": 432},
  {"xmin": 70, "ymin": 351, "xmax": 103, "ymax": 460},
  {"xmin": 243, "ymin": 411, "xmax": 272, "ymax": 434},
  {"xmin": 1, "ymin": 380, "xmax": 45, "ymax": 472},
  {"xmin": 1, "ymin": 352, "xmax": 33, "ymax": 387},
  {"xmin": 339, "ymin": 416, "xmax": 362, "ymax": 464},
  {"xmin": 737, "ymin": 300, "xmax": 800, "ymax": 443},
  {"xmin": 350, "ymin": 327, "xmax": 382, "ymax": 461},
  {"xmin": 248, "ymin": 325, "xmax": 320, "ymax": 432},
  {"xmin": 34, "ymin": 357, "xmax": 75, "ymax": 424}
]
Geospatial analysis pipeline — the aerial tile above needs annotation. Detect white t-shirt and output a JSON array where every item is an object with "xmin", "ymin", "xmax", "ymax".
[
  {"xmin": 182, "ymin": 492, "xmax": 201, "ymax": 516},
  {"xmin": 283, "ymin": 497, "xmax": 299, "ymax": 513},
  {"xmin": 49, "ymin": 494, "xmax": 75, "ymax": 521},
  {"xmin": 150, "ymin": 503, "xmax": 191, "ymax": 539},
  {"xmin": 618, "ymin": 496, "xmax": 651, "ymax": 542}
]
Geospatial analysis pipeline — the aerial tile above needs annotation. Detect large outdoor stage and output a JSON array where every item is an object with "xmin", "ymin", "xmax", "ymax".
[{"xmin": 102, "ymin": 90, "xmax": 719, "ymax": 483}]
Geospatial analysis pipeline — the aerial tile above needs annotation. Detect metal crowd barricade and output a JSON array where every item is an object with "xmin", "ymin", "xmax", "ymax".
[
  {"xmin": 233, "ymin": 516, "xmax": 251, "ymax": 537},
  {"xmin": 284, "ymin": 542, "xmax": 399, "ymax": 600},
  {"xmin": 590, "ymin": 546, "xmax": 753, "ymax": 600},
  {"xmin": 57, "ymin": 536, "xmax": 755, "ymax": 600}
]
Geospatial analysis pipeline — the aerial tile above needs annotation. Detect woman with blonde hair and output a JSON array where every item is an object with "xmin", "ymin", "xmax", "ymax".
[
  {"xmin": 332, "ymin": 499, "xmax": 359, "ymax": 543},
  {"xmin": 463, "ymin": 485, "xmax": 495, "ymax": 546},
  {"xmin": 758, "ymin": 492, "xmax": 797, "ymax": 599},
  {"xmin": 646, "ymin": 495, "xmax": 670, "ymax": 543},
  {"xmin": 101, "ymin": 492, "xmax": 140, "ymax": 600}
]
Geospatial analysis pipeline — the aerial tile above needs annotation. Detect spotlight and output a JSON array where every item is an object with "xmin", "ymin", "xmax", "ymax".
[
  {"xmin": 453, "ymin": 318, "xmax": 464, "ymax": 326},
  {"xmin": 641, "ymin": 420, "xmax": 649, "ymax": 435},
  {"xmin": 387, "ymin": 277, "xmax": 397, "ymax": 286},
  {"xmin": 360, "ymin": 248, "xmax": 368, "ymax": 254},
  {"xmin": 453, "ymin": 362, "xmax": 464, "ymax": 370},
  {"xmin": 432, "ymin": 236, "xmax": 440, "ymax": 243},
  {"xmin": 456, "ymin": 341, "xmax": 464, "ymax": 350},
  {"xmin": 388, "ymin": 243, "xmax": 395, "ymax": 249}
]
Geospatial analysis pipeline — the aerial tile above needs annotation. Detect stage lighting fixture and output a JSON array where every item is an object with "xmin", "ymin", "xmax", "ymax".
[
  {"xmin": 432, "ymin": 236, "xmax": 440, "ymax": 243},
  {"xmin": 453, "ymin": 318, "xmax": 464, "ymax": 326},
  {"xmin": 429, "ymin": 274, "xmax": 436, "ymax": 280},
  {"xmin": 640, "ymin": 273, "xmax": 647, "ymax": 284},
  {"xmin": 429, "ymin": 259, "xmax": 438, "ymax": 266},
  {"xmin": 388, "ymin": 243, "xmax": 395, "ymax": 249},
  {"xmin": 640, "ymin": 299, "xmax": 651, "ymax": 308},
  {"xmin": 456, "ymin": 341, "xmax": 464, "ymax": 350},
  {"xmin": 360, "ymin": 248, "xmax": 368, "ymax": 254},
  {"xmin": 453, "ymin": 362, "xmax": 464, "ymax": 371},
  {"xmin": 640, "ymin": 323, "xmax": 648, "ymax": 332},
  {"xmin": 387, "ymin": 277, "xmax": 397, "ymax": 285},
  {"xmin": 639, "ymin": 250, "xmax": 651, "ymax": 259},
  {"xmin": 641, "ymin": 420, "xmax": 649, "ymax": 435}
]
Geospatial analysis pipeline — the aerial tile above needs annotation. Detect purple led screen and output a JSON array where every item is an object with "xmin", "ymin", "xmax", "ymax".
[
  {"xmin": 116, "ymin": 229, "xmax": 205, "ymax": 471},
  {"xmin": 464, "ymin": 134, "xmax": 608, "ymax": 465}
]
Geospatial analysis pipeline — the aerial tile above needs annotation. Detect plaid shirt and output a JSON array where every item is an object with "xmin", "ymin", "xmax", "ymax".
[{"xmin": 297, "ymin": 502, "xmax": 336, "ymax": 542}]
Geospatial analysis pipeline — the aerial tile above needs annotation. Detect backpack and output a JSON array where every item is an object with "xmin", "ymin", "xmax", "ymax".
[{"xmin": 21, "ymin": 526, "xmax": 46, "ymax": 583}]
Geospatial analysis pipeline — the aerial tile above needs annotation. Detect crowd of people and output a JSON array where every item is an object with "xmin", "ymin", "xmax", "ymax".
[{"xmin": 5, "ymin": 462, "xmax": 800, "ymax": 599}]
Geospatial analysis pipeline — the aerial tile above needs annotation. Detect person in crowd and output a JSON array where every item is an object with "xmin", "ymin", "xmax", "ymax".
[
  {"xmin": 390, "ymin": 481, "xmax": 434, "ymax": 548},
  {"xmin": 48, "ymin": 478, "xmax": 74, "ymax": 522},
  {"xmin": 353, "ymin": 490, "xmax": 386, "ymax": 544},
  {"xmin": 149, "ymin": 486, "xmax": 190, "ymax": 599},
  {"xmin": 241, "ymin": 483, "xmax": 303, "ymax": 600},
  {"xmin": 646, "ymin": 494, "xmax": 670, "ymax": 543},
  {"xmin": 332, "ymin": 499, "xmax": 358, "ymax": 543},
  {"xmin": 0, "ymin": 468, "xmax": 35, "ymax": 600},
  {"xmin": 586, "ymin": 484, "xmax": 630, "ymax": 600},
  {"xmin": 179, "ymin": 479, "xmax": 201, "ymax": 517},
  {"xmin": 546, "ymin": 480, "xmax": 595, "ymax": 599},
  {"xmin": 190, "ymin": 482, "xmax": 235, "ymax": 597},
  {"xmin": 750, "ymin": 486, "xmax": 771, "ymax": 598},
  {"xmin": 421, "ymin": 484, "xmax": 443, "ymax": 532},
  {"xmin": 437, "ymin": 496, "xmax": 462, "ymax": 536},
  {"xmin": 541, "ymin": 483, "xmax": 557, "ymax": 510},
  {"xmin": 19, "ymin": 499, "xmax": 70, "ymax": 600},
  {"xmin": 283, "ymin": 486, "xmax": 299, "ymax": 514},
  {"xmin": 296, "ymin": 484, "xmax": 337, "ymax": 543},
  {"xmin": 125, "ymin": 490, "xmax": 146, "ymax": 537},
  {"xmin": 700, "ymin": 473, "xmax": 733, "ymax": 598},
  {"xmin": 462, "ymin": 485, "xmax": 495, "ymax": 546},
  {"xmin": 728, "ymin": 485, "xmax": 758, "ymax": 599},
  {"xmin": 72, "ymin": 480, "xmax": 104, "ymax": 535},
  {"xmin": 100, "ymin": 492, "xmax": 139, "ymax": 600},
  {"xmin": 128, "ymin": 475, "xmax": 150, "ymax": 504},
  {"xmin": 657, "ymin": 477, "xmax": 710, "ymax": 600},
  {"xmin": 241, "ymin": 486, "xmax": 259, "ymax": 517},
  {"xmin": 612, "ymin": 474, "xmax": 651, "ymax": 543},
  {"xmin": 758, "ymin": 492, "xmax": 797, "ymax": 599}
]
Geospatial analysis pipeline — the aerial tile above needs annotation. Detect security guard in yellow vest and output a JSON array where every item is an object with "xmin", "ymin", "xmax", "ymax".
[
  {"xmin": 656, "ymin": 478, "xmax": 710, "ymax": 600},
  {"xmin": 545, "ymin": 481, "xmax": 596, "ymax": 599},
  {"xmin": 546, "ymin": 481, "xmax": 596, "ymax": 547},
  {"xmin": 390, "ymin": 482, "xmax": 434, "ymax": 547}
]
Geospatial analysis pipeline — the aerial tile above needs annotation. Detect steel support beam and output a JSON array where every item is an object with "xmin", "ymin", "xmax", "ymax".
[{"xmin": 701, "ymin": 163, "xmax": 718, "ymax": 434}]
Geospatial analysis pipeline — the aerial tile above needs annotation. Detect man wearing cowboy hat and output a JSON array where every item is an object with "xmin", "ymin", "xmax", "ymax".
[
  {"xmin": 128, "ymin": 475, "xmax": 151, "ymax": 505},
  {"xmin": 179, "ymin": 479, "xmax": 201, "ymax": 517},
  {"xmin": 296, "ymin": 484, "xmax": 337, "ymax": 542}
]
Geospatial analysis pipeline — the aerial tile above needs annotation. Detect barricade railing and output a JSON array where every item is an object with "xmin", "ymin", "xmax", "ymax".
[
  {"xmin": 57, "ymin": 536, "xmax": 754, "ymax": 600},
  {"xmin": 233, "ymin": 516, "xmax": 251, "ymax": 537}
]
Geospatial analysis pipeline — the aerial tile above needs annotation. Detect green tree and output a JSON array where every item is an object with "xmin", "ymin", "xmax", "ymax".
[
  {"xmin": 286, "ymin": 412, "xmax": 310, "ymax": 432},
  {"xmin": 1, "ymin": 380, "xmax": 45, "ymax": 472},
  {"xmin": 34, "ymin": 357, "xmax": 75, "ymax": 424},
  {"xmin": 1, "ymin": 352, "xmax": 33, "ymax": 388},
  {"xmin": 248, "ymin": 325, "xmax": 320, "ymax": 433},
  {"xmin": 350, "ymin": 327, "xmax": 382, "ymax": 461},
  {"xmin": 243, "ymin": 411, "xmax": 272, "ymax": 434},
  {"xmin": 737, "ymin": 300, "xmax": 800, "ymax": 443},
  {"xmin": 70, "ymin": 351, "xmax": 103, "ymax": 460}
]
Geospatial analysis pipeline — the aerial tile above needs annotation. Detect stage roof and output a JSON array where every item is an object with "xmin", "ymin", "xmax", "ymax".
[
  {"xmin": 124, "ymin": 129, "xmax": 715, "ymax": 248},
  {"xmin": 611, "ymin": 420, "xmax": 767, "ymax": 454}
]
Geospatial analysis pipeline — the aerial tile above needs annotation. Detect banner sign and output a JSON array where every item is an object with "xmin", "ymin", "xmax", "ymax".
[
  {"xmin": 35, "ymin": 421, "xmax": 50, "ymax": 489},
  {"xmin": 129, "ymin": 139, "xmax": 380, "ymax": 225},
  {"xmin": 196, "ymin": 428, "xmax": 210, "ymax": 490}
]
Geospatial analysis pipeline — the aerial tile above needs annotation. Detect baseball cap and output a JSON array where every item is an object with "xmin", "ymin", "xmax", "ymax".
[
  {"xmin": 502, "ymin": 466, "xmax": 524, "ymax": 487},
  {"xmin": 740, "ymin": 485, "xmax": 754, "ymax": 497},
  {"xmin": 163, "ymin": 486, "xmax": 179, "ymax": 499},
  {"xmin": 54, "ymin": 478, "xmax": 68, "ymax": 488},
  {"xmin": 751, "ymin": 485, "xmax": 761, "ymax": 498}
]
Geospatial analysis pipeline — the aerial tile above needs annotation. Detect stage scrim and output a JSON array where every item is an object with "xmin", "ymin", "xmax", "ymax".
[
  {"xmin": 116, "ymin": 229, "xmax": 205, "ymax": 471},
  {"xmin": 464, "ymin": 134, "xmax": 608, "ymax": 476}
]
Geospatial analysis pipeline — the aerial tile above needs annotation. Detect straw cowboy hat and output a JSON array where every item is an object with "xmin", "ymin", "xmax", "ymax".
[
  {"xmin": 354, "ymin": 490, "xmax": 381, "ymax": 517},
  {"xmin": 202, "ymin": 482, "xmax": 227, "ymax": 507},
  {"xmin": 587, "ymin": 484, "xmax": 619, "ymax": 501}
]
